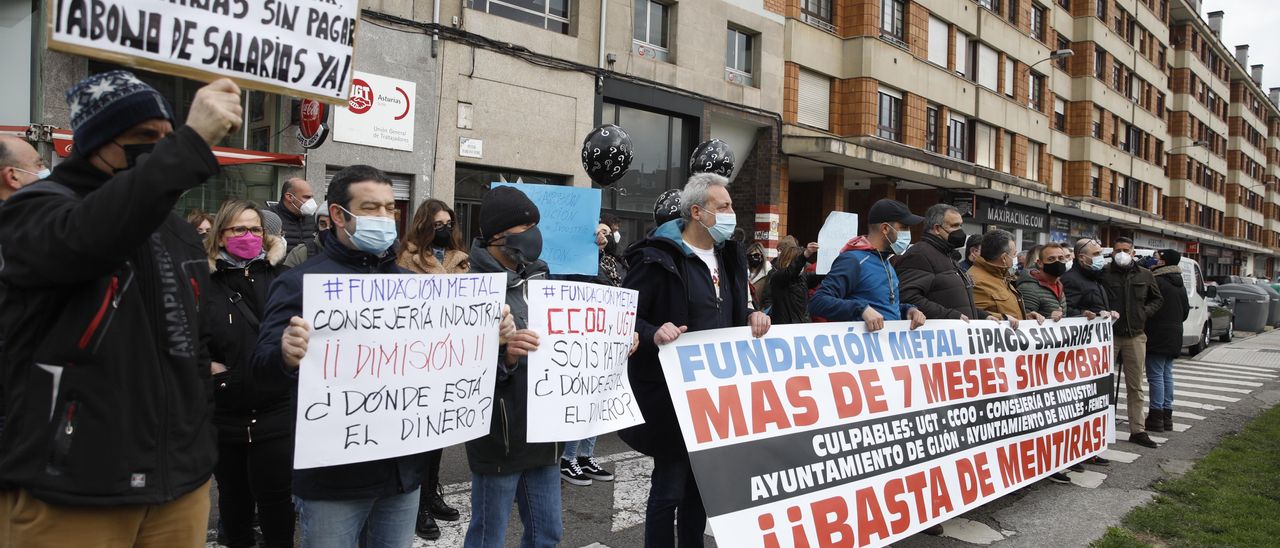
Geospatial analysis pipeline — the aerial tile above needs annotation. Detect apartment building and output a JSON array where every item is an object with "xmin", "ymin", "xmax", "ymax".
[{"xmin": 780, "ymin": 0, "xmax": 1280, "ymax": 277}]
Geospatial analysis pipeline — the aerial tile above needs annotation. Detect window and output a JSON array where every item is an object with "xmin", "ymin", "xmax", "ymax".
[
  {"xmin": 1004, "ymin": 58, "xmax": 1016, "ymax": 97},
  {"xmin": 1008, "ymin": 0, "xmax": 1020, "ymax": 24},
  {"xmin": 1001, "ymin": 131, "xmax": 1013, "ymax": 173},
  {"xmin": 974, "ymin": 123, "xmax": 997, "ymax": 168},
  {"xmin": 1057, "ymin": 36, "xmax": 1071, "ymax": 70},
  {"xmin": 802, "ymin": 0, "xmax": 834, "ymax": 27},
  {"xmin": 1090, "ymin": 165, "xmax": 1101, "ymax": 196},
  {"xmin": 468, "ymin": 0, "xmax": 570, "ymax": 34},
  {"xmin": 949, "ymin": 115, "xmax": 969, "ymax": 159},
  {"xmin": 1053, "ymin": 157, "xmax": 1064, "ymax": 190},
  {"xmin": 1029, "ymin": 72, "xmax": 1044, "ymax": 110},
  {"xmin": 1092, "ymin": 105, "xmax": 1102, "ymax": 138},
  {"xmin": 926, "ymin": 105, "xmax": 940, "ymax": 153},
  {"xmin": 979, "ymin": 0, "xmax": 1003, "ymax": 12},
  {"xmin": 955, "ymin": 31, "xmax": 970, "ymax": 75},
  {"xmin": 1095, "ymin": 49, "xmax": 1106, "ymax": 78},
  {"xmin": 633, "ymin": 0, "xmax": 670, "ymax": 60},
  {"xmin": 1058, "ymin": 0, "xmax": 1069, "ymax": 8},
  {"xmin": 455, "ymin": 165, "xmax": 567, "ymax": 244},
  {"xmin": 1031, "ymin": 4, "xmax": 1047, "ymax": 41},
  {"xmin": 881, "ymin": 0, "xmax": 906, "ymax": 42},
  {"xmin": 1028, "ymin": 142, "xmax": 1042, "ymax": 181},
  {"xmin": 598, "ymin": 102, "xmax": 690, "ymax": 218},
  {"xmin": 1096, "ymin": 0, "xmax": 1107, "ymax": 21},
  {"xmin": 927, "ymin": 16, "xmax": 949, "ymax": 66},
  {"xmin": 974, "ymin": 42, "xmax": 999, "ymax": 90},
  {"xmin": 878, "ymin": 88, "xmax": 903, "ymax": 141},
  {"xmin": 1054, "ymin": 96, "xmax": 1066, "ymax": 129},
  {"xmin": 726, "ymin": 27, "xmax": 754, "ymax": 85},
  {"xmin": 797, "ymin": 69, "xmax": 831, "ymax": 130}
]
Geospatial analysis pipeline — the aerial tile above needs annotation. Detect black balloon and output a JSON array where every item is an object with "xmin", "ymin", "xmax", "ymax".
[
  {"xmin": 653, "ymin": 189, "xmax": 682, "ymax": 226},
  {"xmin": 581, "ymin": 124, "xmax": 634, "ymax": 186},
  {"xmin": 690, "ymin": 139, "xmax": 735, "ymax": 177}
]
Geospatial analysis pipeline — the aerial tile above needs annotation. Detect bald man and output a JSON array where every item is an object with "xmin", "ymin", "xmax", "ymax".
[
  {"xmin": 0, "ymin": 136, "xmax": 48, "ymax": 204},
  {"xmin": 268, "ymin": 176, "xmax": 319, "ymax": 255}
]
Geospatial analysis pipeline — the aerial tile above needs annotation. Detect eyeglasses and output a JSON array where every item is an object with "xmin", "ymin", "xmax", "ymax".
[
  {"xmin": 432, "ymin": 221, "xmax": 455, "ymax": 230},
  {"xmin": 222, "ymin": 226, "xmax": 265, "ymax": 237}
]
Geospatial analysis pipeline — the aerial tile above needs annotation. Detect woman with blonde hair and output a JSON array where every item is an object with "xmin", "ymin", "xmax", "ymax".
[
  {"xmin": 396, "ymin": 197, "xmax": 467, "ymax": 540},
  {"xmin": 202, "ymin": 199, "xmax": 294, "ymax": 548}
]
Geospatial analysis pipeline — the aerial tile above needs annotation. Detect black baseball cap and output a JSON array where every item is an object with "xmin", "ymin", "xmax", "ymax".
[{"xmin": 867, "ymin": 199, "xmax": 924, "ymax": 226}]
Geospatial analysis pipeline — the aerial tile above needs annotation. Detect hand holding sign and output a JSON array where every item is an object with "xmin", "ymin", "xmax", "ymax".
[
  {"xmin": 505, "ymin": 330, "xmax": 541, "ymax": 364},
  {"xmin": 655, "ymin": 323, "xmax": 687, "ymax": 345},
  {"xmin": 282, "ymin": 316, "xmax": 311, "ymax": 371},
  {"xmin": 498, "ymin": 305, "xmax": 516, "ymax": 344},
  {"xmin": 187, "ymin": 79, "xmax": 244, "ymax": 146}
]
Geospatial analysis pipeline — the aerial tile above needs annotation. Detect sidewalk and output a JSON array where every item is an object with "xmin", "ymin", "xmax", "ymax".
[{"xmin": 896, "ymin": 329, "xmax": 1280, "ymax": 548}]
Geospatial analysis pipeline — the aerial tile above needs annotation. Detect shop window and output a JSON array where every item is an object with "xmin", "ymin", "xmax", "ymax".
[{"xmin": 454, "ymin": 164, "xmax": 567, "ymax": 245}]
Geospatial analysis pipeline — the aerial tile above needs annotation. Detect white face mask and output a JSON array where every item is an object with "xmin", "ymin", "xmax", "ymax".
[
  {"xmin": 293, "ymin": 195, "xmax": 318, "ymax": 216},
  {"xmin": 1113, "ymin": 251, "xmax": 1133, "ymax": 267}
]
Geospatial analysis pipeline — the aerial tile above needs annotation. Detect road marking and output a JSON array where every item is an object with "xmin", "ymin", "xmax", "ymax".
[
  {"xmin": 1100, "ymin": 448, "xmax": 1140, "ymax": 463},
  {"xmin": 1169, "ymin": 374, "xmax": 1264, "ymax": 387},
  {"xmin": 1066, "ymin": 469, "xmax": 1107, "ymax": 488},
  {"xmin": 1173, "ymin": 366, "xmax": 1276, "ymax": 380},
  {"xmin": 1167, "ymin": 381, "xmax": 1252, "ymax": 394},
  {"xmin": 1179, "ymin": 361, "xmax": 1279, "ymax": 375}
]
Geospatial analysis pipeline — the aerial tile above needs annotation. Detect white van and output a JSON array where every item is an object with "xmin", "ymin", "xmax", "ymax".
[{"xmin": 1133, "ymin": 249, "xmax": 1210, "ymax": 353}]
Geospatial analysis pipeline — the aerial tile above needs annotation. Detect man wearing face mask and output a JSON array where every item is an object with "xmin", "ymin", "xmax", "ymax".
[
  {"xmin": 0, "ymin": 136, "xmax": 48, "ymax": 204},
  {"xmin": 1016, "ymin": 242, "xmax": 1098, "ymax": 322},
  {"xmin": 0, "ymin": 70, "xmax": 242, "ymax": 545},
  {"xmin": 1102, "ymin": 237, "xmax": 1164, "ymax": 449},
  {"xmin": 251, "ymin": 165, "xmax": 439, "ymax": 546},
  {"xmin": 1062, "ymin": 239, "xmax": 1117, "ymax": 319},
  {"xmin": 463, "ymin": 185, "xmax": 567, "ymax": 548},
  {"xmin": 621, "ymin": 173, "xmax": 771, "ymax": 547},
  {"xmin": 897, "ymin": 204, "xmax": 989, "ymax": 321},
  {"xmin": 809, "ymin": 199, "xmax": 927, "ymax": 332},
  {"xmin": 970, "ymin": 229, "xmax": 1044, "ymax": 328},
  {"xmin": 269, "ymin": 177, "xmax": 320, "ymax": 256}
]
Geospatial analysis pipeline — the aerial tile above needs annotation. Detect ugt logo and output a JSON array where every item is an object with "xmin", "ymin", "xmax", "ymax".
[{"xmin": 348, "ymin": 79, "xmax": 373, "ymax": 114}]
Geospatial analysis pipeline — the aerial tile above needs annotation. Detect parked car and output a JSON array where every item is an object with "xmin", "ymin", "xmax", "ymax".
[{"xmin": 1202, "ymin": 284, "xmax": 1236, "ymax": 348}]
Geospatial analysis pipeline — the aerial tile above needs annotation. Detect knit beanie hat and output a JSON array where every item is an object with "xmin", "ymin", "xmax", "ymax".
[
  {"xmin": 259, "ymin": 209, "xmax": 284, "ymax": 237},
  {"xmin": 1158, "ymin": 248, "xmax": 1181, "ymax": 266},
  {"xmin": 479, "ymin": 185, "xmax": 540, "ymax": 241},
  {"xmin": 66, "ymin": 70, "xmax": 174, "ymax": 156}
]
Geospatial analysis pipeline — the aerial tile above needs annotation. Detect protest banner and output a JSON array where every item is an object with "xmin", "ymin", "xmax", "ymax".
[
  {"xmin": 492, "ymin": 183, "xmax": 602, "ymax": 276},
  {"xmin": 295, "ymin": 273, "xmax": 506, "ymax": 469},
  {"xmin": 816, "ymin": 212, "xmax": 859, "ymax": 275},
  {"xmin": 47, "ymin": 0, "xmax": 359, "ymax": 103},
  {"xmin": 658, "ymin": 318, "xmax": 1116, "ymax": 547},
  {"xmin": 524, "ymin": 280, "xmax": 643, "ymax": 442}
]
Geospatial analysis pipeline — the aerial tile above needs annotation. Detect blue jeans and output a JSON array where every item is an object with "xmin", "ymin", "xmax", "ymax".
[
  {"xmin": 645, "ymin": 454, "xmax": 706, "ymax": 548},
  {"xmin": 1146, "ymin": 354, "xmax": 1175, "ymax": 410},
  {"xmin": 294, "ymin": 488, "xmax": 419, "ymax": 548},
  {"xmin": 561, "ymin": 436, "xmax": 597, "ymax": 460},
  {"xmin": 464, "ymin": 465, "xmax": 562, "ymax": 548}
]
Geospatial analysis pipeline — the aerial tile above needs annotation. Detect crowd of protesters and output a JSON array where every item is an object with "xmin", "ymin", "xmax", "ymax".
[{"xmin": 0, "ymin": 70, "xmax": 1190, "ymax": 548}]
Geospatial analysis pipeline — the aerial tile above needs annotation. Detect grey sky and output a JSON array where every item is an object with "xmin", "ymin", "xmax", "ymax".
[{"xmin": 1201, "ymin": 0, "xmax": 1280, "ymax": 91}]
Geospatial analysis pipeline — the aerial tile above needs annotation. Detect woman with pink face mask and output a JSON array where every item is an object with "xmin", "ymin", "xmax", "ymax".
[{"xmin": 202, "ymin": 199, "xmax": 295, "ymax": 548}]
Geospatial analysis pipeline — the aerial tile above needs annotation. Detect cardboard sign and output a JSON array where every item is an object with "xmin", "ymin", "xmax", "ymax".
[
  {"xmin": 658, "ymin": 318, "xmax": 1116, "ymax": 547},
  {"xmin": 294, "ymin": 273, "xmax": 505, "ymax": 469},
  {"xmin": 333, "ymin": 71, "xmax": 416, "ymax": 151},
  {"xmin": 492, "ymin": 183, "xmax": 602, "ymax": 276},
  {"xmin": 816, "ymin": 212, "xmax": 859, "ymax": 275},
  {"xmin": 525, "ymin": 280, "xmax": 643, "ymax": 442},
  {"xmin": 48, "ymin": 0, "xmax": 358, "ymax": 103}
]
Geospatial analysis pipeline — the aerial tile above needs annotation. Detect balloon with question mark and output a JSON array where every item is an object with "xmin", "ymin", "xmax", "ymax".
[
  {"xmin": 689, "ymin": 139, "xmax": 735, "ymax": 178},
  {"xmin": 581, "ymin": 124, "xmax": 634, "ymax": 186}
]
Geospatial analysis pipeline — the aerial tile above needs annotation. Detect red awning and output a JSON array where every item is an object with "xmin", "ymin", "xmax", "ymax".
[{"xmin": 1, "ymin": 125, "xmax": 305, "ymax": 167}]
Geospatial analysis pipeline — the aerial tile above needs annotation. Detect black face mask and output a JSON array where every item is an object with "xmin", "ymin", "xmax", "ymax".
[
  {"xmin": 432, "ymin": 225, "xmax": 454, "ymax": 247},
  {"xmin": 748, "ymin": 256, "xmax": 764, "ymax": 268},
  {"xmin": 500, "ymin": 225, "xmax": 543, "ymax": 267},
  {"xmin": 119, "ymin": 141, "xmax": 156, "ymax": 170},
  {"xmin": 604, "ymin": 239, "xmax": 619, "ymax": 256},
  {"xmin": 946, "ymin": 228, "xmax": 968, "ymax": 248},
  {"xmin": 1042, "ymin": 261, "xmax": 1067, "ymax": 277}
]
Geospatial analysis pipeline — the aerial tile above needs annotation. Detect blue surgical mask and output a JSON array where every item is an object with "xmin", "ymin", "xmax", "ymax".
[
  {"xmin": 699, "ymin": 211, "xmax": 736, "ymax": 244},
  {"xmin": 13, "ymin": 167, "xmax": 50, "ymax": 181},
  {"xmin": 339, "ymin": 206, "xmax": 398, "ymax": 255},
  {"xmin": 1090, "ymin": 256, "xmax": 1107, "ymax": 270},
  {"xmin": 889, "ymin": 227, "xmax": 912, "ymax": 255}
]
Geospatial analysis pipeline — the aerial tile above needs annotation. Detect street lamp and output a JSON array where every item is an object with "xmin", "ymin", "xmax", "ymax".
[
  {"xmin": 1168, "ymin": 139, "xmax": 1211, "ymax": 154},
  {"xmin": 1029, "ymin": 49, "xmax": 1075, "ymax": 69}
]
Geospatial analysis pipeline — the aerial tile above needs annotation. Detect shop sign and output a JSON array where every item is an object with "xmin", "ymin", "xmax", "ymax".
[
  {"xmin": 334, "ymin": 71, "xmax": 416, "ymax": 152},
  {"xmin": 977, "ymin": 199, "xmax": 1046, "ymax": 230}
]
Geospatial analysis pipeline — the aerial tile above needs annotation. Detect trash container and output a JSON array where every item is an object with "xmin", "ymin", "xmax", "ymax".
[
  {"xmin": 1253, "ymin": 281, "xmax": 1280, "ymax": 327},
  {"xmin": 1215, "ymin": 284, "xmax": 1270, "ymax": 333}
]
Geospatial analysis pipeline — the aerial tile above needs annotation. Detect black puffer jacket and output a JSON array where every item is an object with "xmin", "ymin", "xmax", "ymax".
[
  {"xmin": 620, "ymin": 220, "xmax": 751, "ymax": 458},
  {"xmin": 1146, "ymin": 265, "xmax": 1190, "ymax": 357},
  {"xmin": 0, "ymin": 127, "xmax": 217, "ymax": 506},
  {"xmin": 465, "ymin": 241, "xmax": 561, "ymax": 474},
  {"xmin": 896, "ymin": 233, "xmax": 987, "ymax": 320},
  {"xmin": 204, "ymin": 238, "xmax": 292, "ymax": 443},
  {"xmin": 767, "ymin": 253, "xmax": 817, "ymax": 324},
  {"xmin": 1062, "ymin": 264, "xmax": 1111, "ymax": 315},
  {"xmin": 268, "ymin": 200, "xmax": 318, "ymax": 257}
]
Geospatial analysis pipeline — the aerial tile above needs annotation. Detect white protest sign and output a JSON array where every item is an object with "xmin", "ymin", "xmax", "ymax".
[
  {"xmin": 525, "ymin": 280, "xmax": 644, "ymax": 442},
  {"xmin": 48, "ymin": 0, "xmax": 358, "ymax": 103},
  {"xmin": 295, "ymin": 273, "xmax": 505, "ymax": 469},
  {"xmin": 816, "ymin": 211, "xmax": 859, "ymax": 275},
  {"xmin": 334, "ymin": 71, "xmax": 417, "ymax": 151}
]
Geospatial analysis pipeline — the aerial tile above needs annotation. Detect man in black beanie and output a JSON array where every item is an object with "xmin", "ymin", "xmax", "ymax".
[
  {"xmin": 1144, "ymin": 249, "xmax": 1189, "ymax": 434},
  {"xmin": 0, "ymin": 70, "xmax": 242, "ymax": 545},
  {"xmin": 463, "ymin": 184, "xmax": 564, "ymax": 547}
]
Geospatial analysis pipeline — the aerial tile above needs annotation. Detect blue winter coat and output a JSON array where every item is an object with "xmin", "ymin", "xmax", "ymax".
[{"xmin": 808, "ymin": 236, "xmax": 915, "ymax": 321}]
